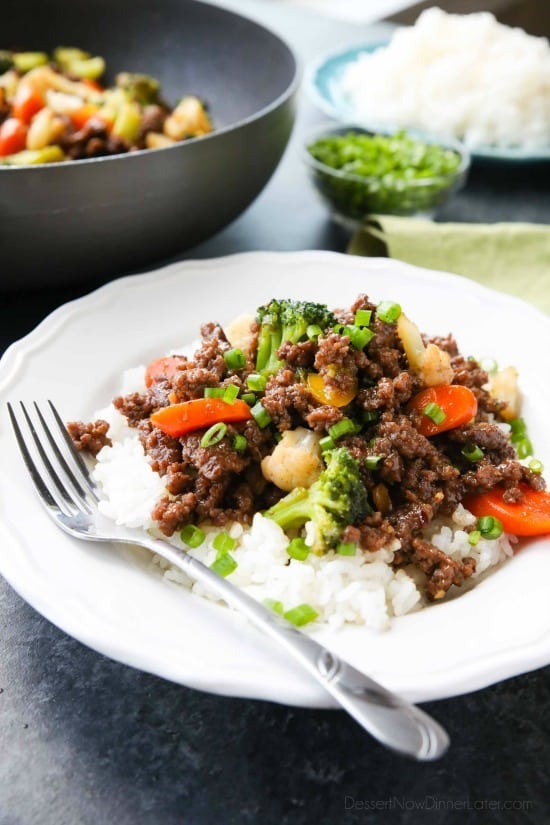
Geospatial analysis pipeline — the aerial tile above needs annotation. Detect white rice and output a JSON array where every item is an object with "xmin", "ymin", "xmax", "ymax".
[
  {"xmin": 338, "ymin": 7, "xmax": 550, "ymax": 150},
  {"xmin": 90, "ymin": 360, "xmax": 516, "ymax": 631}
]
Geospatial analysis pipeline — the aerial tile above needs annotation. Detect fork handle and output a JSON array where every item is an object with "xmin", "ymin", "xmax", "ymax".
[{"xmin": 145, "ymin": 538, "xmax": 449, "ymax": 760}]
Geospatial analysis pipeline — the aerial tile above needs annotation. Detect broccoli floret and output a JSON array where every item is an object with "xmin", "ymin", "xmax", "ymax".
[
  {"xmin": 264, "ymin": 447, "xmax": 370, "ymax": 554},
  {"xmin": 255, "ymin": 299, "xmax": 337, "ymax": 375},
  {"xmin": 116, "ymin": 72, "xmax": 161, "ymax": 105}
]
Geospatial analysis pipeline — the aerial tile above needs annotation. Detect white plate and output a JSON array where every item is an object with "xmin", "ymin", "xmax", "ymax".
[
  {"xmin": 306, "ymin": 42, "xmax": 550, "ymax": 163},
  {"xmin": 1, "ymin": 251, "xmax": 549, "ymax": 706}
]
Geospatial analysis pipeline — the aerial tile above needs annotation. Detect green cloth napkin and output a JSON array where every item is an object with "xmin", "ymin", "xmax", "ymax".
[{"xmin": 348, "ymin": 216, "xmax": 550, "ymax": 315}]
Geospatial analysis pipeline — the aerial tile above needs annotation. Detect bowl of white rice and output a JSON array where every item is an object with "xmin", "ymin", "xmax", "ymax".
[{"xmin": 306, "ymin": 7, "xmax": 550, "ymax": 160}]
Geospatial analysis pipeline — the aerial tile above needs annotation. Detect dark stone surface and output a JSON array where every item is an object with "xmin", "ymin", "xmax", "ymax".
[
  {"xmin": 1, "ymin": 2, "xmax": 549, "ymax": 823},
  {"xmin": 1, "ymin": 583, "xmax": 548, "ymax": 825}
]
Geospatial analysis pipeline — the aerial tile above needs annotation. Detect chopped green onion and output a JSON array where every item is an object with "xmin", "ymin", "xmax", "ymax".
[
  {"xmin": 515, "ymin": 438, "xmax": 533, "ymax": 459},
  {"xmin": 210, "ymin": 553, "xmax": 238, "ymax": 577},
  {"xmin": 328, "ymin": 418, "xmax": 356, "ymax": 440},
  {"xmin": 529, "ymin": 458, "xmax": 544, "ymax": 474},
  {"xmin": 212, "ymin": 532, "xmax": 237, "ymax": 554},
  {"xmin": 377, "ymin": 301, "xmax": 401, "ymax": 323},
  {"xmin": 319, "ymin": 435, "xmax": 335, "ymax": 452},
  {"xmin": 204, "ymin": 387, "xmax": 225, "ymax": 399},
  {"xmin": 200, "ymin": 422, "xmax": 228, "ymax": 448},
  {"xmin": 307, "ymin": 324, "xmax": 323, "ymax": 340},
  {"xmin": 509, "ymin": 418, "xmax": 527, "ymax": 436},
  {"xmin": 263, "ymin": 598, "xmax": 284, "ymax": 616},
  {"xmin": 286, "ymin": 537, "xmax": 310, "ymax": 561},
  {"xmin": 477, "ymin": 515, "xmax": 504, "ymax": 540},
  {"xmin": 508, "ymin": 418, "xmax": 534, "ymax": 458},
  {"xmin": 365, "ymin": 455, "xmax": 383, "ymax": 470},
  {"xmin": 222, "ymin": 384, "xmax": 240, "ymax": 404},
  {"xmin": 180, "ymin": 524, "xmax": 205, "ymax": 548},
  {"xmin": 344, "ymin": 325, "xmax": 375, "ymax": 351},
  {"xmin": 241, "ymin": 392, "xmax": 256, "ymax": 406},
  {"xmin": 354, "ymin": 309, "xmax": 372, "ymax": 327},
  {"xmin": 478, "ymin": 356, "xmax": 498, "ymax": 375},
  {"xmin": 422, "ymin": 402, "xmax": 446, "ymax": 426},
  {"xmin": 307, "ymin": 132, "xmax": 463, "ymax": 218},
  {"xmin": 250, "ymin": 401, "xmax": 272, "ymax": 429},
  {"xmin": 223, "ymin": 348, "xmax": 246, "ymax": 370},
  {"xmin": 362, "ymin": 410, "xmax": 379, "ymax": 424},
  {"xmin": 333, "ymin": 324, "xmax": 344, "ymax": 335},
  {"xmin": 233, "ymin": 434, "xmax": 248, "ymax": 453},
  {"xmin": 461, "ymin": 444, "xmax": 484, "ymax": 462},
  {"xmin": 246, "ymin": 373, "xmax": 267, "ymax": 392},
  {"xmin": 468, "ymin": 530, "xmax": 481, "ymax": 546},
  {"xmin": 337, "ymin": 542, "xmax": 356, "ymax": 556},
  {"xmin": 283, "ymin": 603, "xmax": 319, "ymax": 627}
]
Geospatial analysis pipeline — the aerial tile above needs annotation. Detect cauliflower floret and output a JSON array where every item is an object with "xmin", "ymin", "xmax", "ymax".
[
  {"xmin": 225, "ymin": 313, "xmax": 256, "ymax": 357},
  {"xmin": 487, "ymin": 365, "xmax": 521, "ymax": 420},
  {"xmin": 163, "ymin": 96, "xmax": 212, "ymax": 141},
  {"xmin": 397, "ymin": 312, "xmax": 454, "ymax": 387},
  {"xmin": 261, "ymin": 427, "xmax": 323, "ymax": 492},
  {"xmin": 26, "ymin": 107, "xmax": 66, "ymax": 150}
]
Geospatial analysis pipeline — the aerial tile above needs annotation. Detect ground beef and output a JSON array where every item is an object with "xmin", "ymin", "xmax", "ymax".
[
  {"xmin": 429, "ymin": 334, "xmax": 459, "ymax": 357},
  {"xmin": 138, "ymin": 104, "xmax": 169, "ymax": 142},
  {"xmin": 312, "ymin": 332, "xmax": 358, "ymax": 398},
  {"xmin": 305, "ymin": 405, "xmax": 343, "ymax": 433},
  {"xmin": 114, "ymin": 382, "xmax": 170, "ymax": 425},
  {"xmin": 152, "ymin": 493, "xmax": 197, "ymax": 536},
  {"xmin": 77, "ymin": 294, "xmax": 538, "ymax": 600},
  {"xmin": 137, "ymin": 420, "xmax": 181, "ymax": 475},
  {"xmin": 334, "ymin": 294, "xmax": 377, "ymax": 325},
  {"xmin": 389, "ymin": 501, "xmax": 434, "ymax": 548},
  {"xmin": 172, "ymin": 367, "xmax": 227, "ymax": 401},
  {"xmin": 179, "ymin": 432, "xmax": 249, "ymax": 477},
  {"xmin": 398, "ymin": 537, "xmax": 476, "ymax": 600},
  {"xmin": 239, "ymin": 420, "xmax": 275, "ymax": 463},
  {"xmin": 460, "ymin": 458, "xmax": 545, "ymax": 504},
  {"xmin": 314, "ymin": 332, "xmax": 352, "ymax": 371},
  {"xmin": 194, "ymin": 323, "xmax": 231, "ymax": 373},
  {"xmin": 449, "ymin": 421, "xmax": 513, "ymax": 452},
  {"xmin": 450, "ymin": 355, "xmax": 505, "ymax": 416},
  {"xmin": 58, "ymin": 118, "xmax": 130, "ymax": 159},
  {"xmin": 357, "ymin": 372, "xmax": 417, "ymax": 413},
  {"xmin": 342, "ymin": 515, "xmax": 396, "ymax": 552},
  {"xmin": 277, "ymin": 339, "xmax": 317, "ymax": 368},
  {"xmin": 137, "ymin": 422, "xmax": 274, "ymax": 536},
  {"xmin": 262, "ymin": 369, "xmax": 314, "ymax": 430},
  {"xmin": 67, "ymin": 419, "xmax": 111, "ymax": 456}
]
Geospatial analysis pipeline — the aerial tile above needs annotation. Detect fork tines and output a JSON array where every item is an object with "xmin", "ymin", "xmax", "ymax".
[{"xmin": 8, "ymin": 400, "xmax": 99, "ymax": 517}]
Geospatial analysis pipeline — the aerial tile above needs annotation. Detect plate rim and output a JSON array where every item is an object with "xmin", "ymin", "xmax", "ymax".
[{"xmin": 1, "ymin": 250, "xmax": 549, "ymax": 706}]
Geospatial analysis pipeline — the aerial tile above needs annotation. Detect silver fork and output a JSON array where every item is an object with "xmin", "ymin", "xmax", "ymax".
[{"xmin": 8, "ymin": 400, "xmax": 450, "ymax": 760}]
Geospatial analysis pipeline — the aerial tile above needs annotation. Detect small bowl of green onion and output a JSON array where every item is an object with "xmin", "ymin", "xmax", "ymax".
[{"xmin": 304, "ymin": 124, "xmax": 470, "ymax": 226}]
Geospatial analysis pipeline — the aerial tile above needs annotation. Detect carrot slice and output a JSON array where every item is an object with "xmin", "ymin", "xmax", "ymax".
[
  {"xmin": 464, "ymin": 484, "xmax": 550, "ymax": 536},
  {"xmin": 69, "ymin": 104, "xmax": 113, "ymax": 131},
  {"xmin": 0, "ymin": 118, "xmax": 28, "ymax": 156},
  {"xmin": 12, "ymin": 87, "xmax": 45, "ymax": 124},
  {"xmin": 150, "ymin": 397, "xmax": 252, "ymax": 438},
  {"xmin": 145, "ymin": 355, "xmax": 187, "ymax": 388},
  {"xmin": 407, "ymin": 385, "xmax": 478, "ymax": 436}
]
